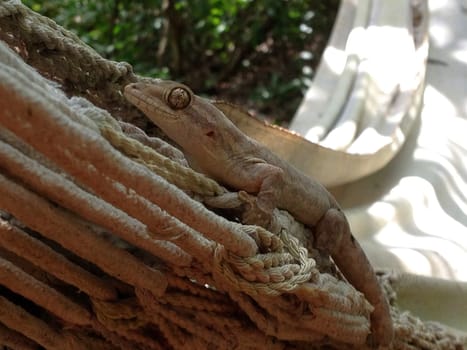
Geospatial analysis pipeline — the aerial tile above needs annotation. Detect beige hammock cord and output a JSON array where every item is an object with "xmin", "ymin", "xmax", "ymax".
[{"xmin": 0, "ymin": 1, "xmax": 465, "ymax": 349}]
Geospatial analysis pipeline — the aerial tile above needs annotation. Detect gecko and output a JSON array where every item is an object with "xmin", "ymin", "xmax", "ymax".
[{"xmin": 124, "ymin": 80, "xmax": 393, "ymax": 347}]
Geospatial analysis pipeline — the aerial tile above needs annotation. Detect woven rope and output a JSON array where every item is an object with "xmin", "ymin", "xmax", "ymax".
[
  {"xmin": 0, "ymin": 1, "xmax": 465, "ymax": 349},
  {"xmin": 97, "ymin": 118, "xmax": 225, "ymax": 196}
]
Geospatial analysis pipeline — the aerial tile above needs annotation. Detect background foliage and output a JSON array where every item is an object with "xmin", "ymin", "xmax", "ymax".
[{"xmin": 23, "ymin": 0, "xmax": 338, "ymax": 122}]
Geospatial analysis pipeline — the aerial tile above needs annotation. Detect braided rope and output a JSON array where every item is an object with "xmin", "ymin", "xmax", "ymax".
[
  {"xmin": 96, "ymin": 118, "xmax": 225, "ymax": 196},
  {"xmin": 0, "ymin": 0, "xmax": 135, "ymax": 87},
  {"xmin": 212, "ymin": 228, "xmax": 318, "ymax": 296},
  {"xmin": 0, "ymin": 2, "xmax": 465, "ymax": 349}
]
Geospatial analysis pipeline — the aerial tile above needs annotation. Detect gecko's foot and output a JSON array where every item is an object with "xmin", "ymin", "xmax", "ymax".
[{"xmin": 238, "ymin": 191, "xmax": 273, "ymax": 228}]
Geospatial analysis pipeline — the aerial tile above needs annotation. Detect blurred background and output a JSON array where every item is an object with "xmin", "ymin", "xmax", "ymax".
[{"xmin": 24, "ymin": 0, "xmax": 339, "ymax": 123}]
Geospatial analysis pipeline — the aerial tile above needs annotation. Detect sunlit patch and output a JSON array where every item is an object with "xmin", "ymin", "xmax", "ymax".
[
  {"xmin": 428, "ymin": 0, "xmax": 450, "ymax": 11},
  {"xmin": 369, "ymin": 176, "xmax": 467, "ymax": 280},
  {"xmin": 451, "ymin": 48, "xmax": 467, "ymax": 64},
  {"xmin": 346, "ymin": 127, "xmax": 392, "ymax": 154},
  {"xmin": 321, "ymin": 46, "xmax": 346, "ymax": 75},
  {"xmin": 387, "ymin": 247, "xmax": 432, "ymax": 275},
  {"xmin": 299, "ymin": 23, "xmax": 313, "ymax": 34},
  {"xmin": 304, "ymin": 126, "xmax": 324, "ymax": 142},
  {"xmin": 412, "ymin": 148, "xmax": 467, "ymax": 213},
  {"xmin": 365, "ymin": 25, "xmax": 416, "ymax": 91},
  {"xmin": 320, "ymin": 119, "xmax": 358, "ymax": 150},
  {"xmin": 429, "ymin": 22, "xmax": 453, "ymax": 47},
  {"xmin": 346, "ymin": 26, "xmax": 366, "ymax": 55},
  {"xmin": 375, "ymin": 222, "xmax": 467, "ymax": 280},
  {"xmin": 299, "ymin": 51, "xmax": 313, "ymax": 60},
  {"xmin": 367, "ymin": 202, "xmax": 396, "ymax": 224},
  {"xmin": 393, "ymin": 177, "xmax": 466, "ymax": 238},
  {"xmin": 422, "ymin": 85, "xmax": 457, "ymax": 121}
]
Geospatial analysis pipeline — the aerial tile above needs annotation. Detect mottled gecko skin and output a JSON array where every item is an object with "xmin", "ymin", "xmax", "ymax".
[{"xmin": 124, "ymin": 80, "xmax": 393, "ymax": 347}]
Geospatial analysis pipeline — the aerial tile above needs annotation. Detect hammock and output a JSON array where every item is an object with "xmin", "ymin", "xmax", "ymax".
[
  {"xmin": 0, "ymin": 1, "xmax": 465, "ymax": 349},
  {"xmin": 287, "ymin": 0, "xmax": 429, "ymax": 186}
]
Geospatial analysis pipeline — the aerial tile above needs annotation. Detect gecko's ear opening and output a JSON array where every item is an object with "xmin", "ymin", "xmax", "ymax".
[{"xmin": 166, "ymin": 86, "xmax": 193, "ymax": 110}]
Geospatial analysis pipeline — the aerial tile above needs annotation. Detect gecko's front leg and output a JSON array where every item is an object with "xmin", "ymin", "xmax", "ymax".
[
  {"xmin": 315, "ymin": 208, "xmax": 394, "ymax": 347},
  {"xmin": 238, "ymin": 162, "xmax": 284, "ymax": 228}
]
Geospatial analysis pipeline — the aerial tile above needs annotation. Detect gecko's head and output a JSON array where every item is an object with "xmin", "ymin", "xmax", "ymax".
[
  {"xmin": 124, "ymin": 81, "xmax": 194, "ymax": 117},
  {"xmin": 124, "ymin": 81, "xmax": 240, "ymax": 165}
]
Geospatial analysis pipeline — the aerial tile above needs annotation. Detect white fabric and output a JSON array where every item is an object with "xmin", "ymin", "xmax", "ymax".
[{"xmin": 332, "ymin": 0, "xmax": 467, "ymax": 332}]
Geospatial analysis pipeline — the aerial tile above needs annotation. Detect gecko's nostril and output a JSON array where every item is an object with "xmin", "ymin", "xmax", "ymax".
[{"xmin": 124, "ymin": 84, "xmax": 140, "ymax": 94}]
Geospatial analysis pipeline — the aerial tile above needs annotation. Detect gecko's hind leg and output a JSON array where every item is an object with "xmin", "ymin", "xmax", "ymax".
[{"xmin": 314, "ymin": 208, "xmax": 393, "ymax": 348}]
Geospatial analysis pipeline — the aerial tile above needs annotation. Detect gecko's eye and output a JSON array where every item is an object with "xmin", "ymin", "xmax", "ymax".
[{"xmin": 167, "ymin": 87, "xmax": 191, "ymax": 110}]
